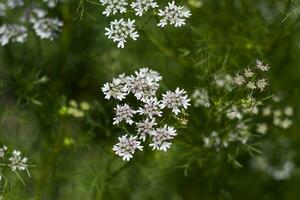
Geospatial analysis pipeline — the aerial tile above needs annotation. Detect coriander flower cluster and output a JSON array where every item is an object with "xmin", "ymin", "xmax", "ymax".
[
  {"xmin": 233, "ymin": 59, "xmax": 269, "ymax": 92},
  {"xmin": 101, "ymin": 0, "xmax": 192, "ymax": 48},
  {"xmin": 0, "ymin": 0, "xmax": 63, "ymax": 46},
  {"xmin": 0, "ymin": 145, "xmax": 30, "ymax": 188},
  {"xmin": 101, "ymin": 68, "xmax": 191, "ymax": 161}
]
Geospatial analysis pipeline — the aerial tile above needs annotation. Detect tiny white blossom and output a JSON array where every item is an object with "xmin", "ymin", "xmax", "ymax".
[
  {"xmin": 256, "ymin": 123, "xmax": 268, "ymax": 134},
  {"xmin": 136, "ymin": 118, "xmax": 157, "ymax": 141},
  {"xmin": 262, "ymin": 106, "xmax": 272, "ymax": 116},
  {"xmin": 256, "ymin": 59, "xmax": 270, "ymax": 71},
  {"xmin": 157, "ymin": 1, "xmax": 191, "ymax": 27},
  {"xmin": 131, "ymin": 0, "xmax": 158, "ymax": 16},
  {"xmin": 43, "ymin": 0, "xmax": 60, "ymax": 8},
  {"xmin": 160, "ymin": 87, "xmax": 191, "ymax": 115},
  {"xmin": 105, "ymin": 18, "xmax": 139, "ymax": 48},
  {"xmin": 9, "ymin": 150, "xmax": 28, "ymax": 171},
  {"xmin": 33, "ymin": 18, "xmax": 63, "ymax": 40},
  {"xmin": 100, "ymin": 0, "xmax": 128, "ymax": 16},
  {"xmin": 0, "ymin": 3, "xmax": 6, "ymax": 16},
  {"xmin": 192, "ymin": 88, "xmax": 210, "ymax": 108},
  {"xmin": 113, "ymin": 103, "xmax": 136, "ymax": 125},
  {"xmin": 112, "ymin": 134, "xmax": 143, "ymax": 161},
  {"xmin": 6, "ymin": 0, "xmax": 23, "ymax": 9},
  {"xmin": 256, "ymin": 79, "xmax": 268, "ymax": 91},
  {"xmin": 127, "ymin": 68, "xmax": 160, "ymax": 101},
  {"xmin": 226, "ymin": 105, "xmax": 243, "ymax": 120},
  {"xmin": 0, "ymin": 145, "xmax": 7, "ymax": 158},
  {"xmin": 101, "ymin": 74, "xmax": 129, "ymax": 100},
  {"xmin": 0, "ymin": 24, "xmax": 27, "ymax": 46},
  {"xmin": 233, "ymin": 73, "xmax": 245, "ymax": 86},
  {"xmin": 149, "ymin": 125, "xmax": 177, "ymax": 151},
  {"xmin": 21, "ymin": 8, "xmax": 47, "ymax": 24},
  {"xmin": 281, "ymin": 119, "xmax": 292, "ymax": 129},
  {"xmin": 284, "ymin": 106, "xmax": 293, "ymax": 116},
  {"xmin": 244, "ymin": 68, "xmax": 254, "ymax": 77},
  {"xmin": 137, "ymin": 97, "xmax": 162, "ymax": 118},
  {"xmin": 246, "ymin": 81, "xmax": 256, "ymax": 90}
]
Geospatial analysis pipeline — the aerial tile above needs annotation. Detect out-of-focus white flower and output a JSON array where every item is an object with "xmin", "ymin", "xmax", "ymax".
[
  {"xmin": 137, "ymin": 97, "xmax": 162, "ymax": 118},
  {"xmin": 246, "ymin": 81, "xmax": 256, "ymax": 90},
  {"xmin": 9, "ymin": 150, "xmax": 28, "ymax": 171},
  {"xmin": 256, "ymin": 59, "xmax": 270, "ymax": 71},
  {"xmin": 160, "ymin": 87, "xmax": 191, "ymax": 115},
  {"xmin": 105, "ymin": 18, "xmax": 139, "ymax": 48},
  {"xmin": 0, "ymin": 3, "xmax": 6, "ymax": 16},
  {"xmin": 136, "ymin": 118, "xmax": 157, "ymax": 141},
  {"xmin": 0, "ymin": 24, "xmax": 27, "ymax": 46},
  {"xmin": 6, "ymin": 0, "xmax": 23, "ymax": 9},
  {"xmin": 0, "ymin": 145, "xmax": 7, "ymax": 158},
  {"xmin": 284, "ymin": 106, "xmax": 294, "ymax": 116},
  {"xmin": 112, "ymin": 134, "xmax": 143, "ymax": 161},
  {"xmin": 131, "ymin": 0, "xmax": 158, "ymax": 16},
  {"xmin": 157, "ymin": 1, "xmax": 191, "ymax": 27},
  {"xmin": 203, "ymin": 131, "xmax": 222, "ymax": 149},
  {"xmin": 226, "ymin": 105, "xmax": 243, "ymax": 120},
  {"xmin": 149, "ymin": 125, "xmax": 177, "ymax": 151},
  {"xmin": 233, "ymin": 73, "xmax": 245, "ymax": 86},
  {"xmin": 215, "ymin": 74, "xmax": 233, "ymax": 91},
  {"xmin": 21, "ymin": 8, "xmax": 47, "ymax": 23},
  {"xmin": 100, "ymin": 0, "xmax": 128, "ymax": 16},
  {"xmin": 43, "ymin": 0, "xmax": 60, "ymax": 8},
  {"xmin": 33, "ymin": 18, "xmax": 63, "ymax": 40},
  {"xmin": 192, "ymin": 88, "xmax": 210, "ymax": 108},
  {"xmin": 281, "ymin": 119, "xmax": 292, "ymax": 129},
  {"xmin": 244, "ymin": 68, "xmax": 254, "ymax": 77},
  {"xmin": 262, "ymin": 106, "xmax": 272, "ymax": 116},
  {"xmin": 256, "ymin": 79, "xmax": 268, "ymax": 91},
  {"xmin": 102, "ymin": 74, "xmax": 129, "ymax": 100},
  {"xmin": 256, "ymin": 123, "xmax": 268, "ymax": 134},
  {"xmin": 113, "ymin": 104, "xmax": 136, "ymax": 125}
]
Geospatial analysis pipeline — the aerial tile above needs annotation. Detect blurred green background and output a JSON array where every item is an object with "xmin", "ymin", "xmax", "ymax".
[{"xmin": 0, "ymin": 0, "xmax": 300, "ymax": 199}]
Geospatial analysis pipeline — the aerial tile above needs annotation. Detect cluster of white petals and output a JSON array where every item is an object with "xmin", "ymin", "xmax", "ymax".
[
  {"xmin": 100, "ymin": 0, "xmax": 192, "ymax": 48},
  {"xmin": 131, "ymin": 0, "xmax": 158, "ymax": 16},
  {"xmin": 0, "ymin": 24, "xmax": 27, "ymax": 46},
  {"xmin": 33, "ymin": 18, "xmax": 63, "ymax": 40},
  {"xmin": 157, "ymin": 1, "xmax": 192, "ymax": 27},
  {"xmin": 100, "ymin": 0, "xmax": 128, "ymax": 16},
  {"xmin": 102, "ymin": 68, "xmax": 190, "ymax": 161},
  {"xmin": 105, "ymin": 18, "xmax": 139, "ymax": 48}
]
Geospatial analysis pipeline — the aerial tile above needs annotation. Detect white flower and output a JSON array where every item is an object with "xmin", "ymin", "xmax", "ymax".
[
  {"xmin": 101, "ymin": 74, "xmax": 129, "ymax": 100},
  {"xmin": 33, "ymin": 18, "xmax": 63, "ymax": 40},
  {"xmin": 0, "ymin": 3, "xmax": 6, "ymax": 16},
  {"xmin": 233, "ymin": 73, "xmax": 245, "ymax": 85},
  {"xmin": 246, "ymin": 81, "xmax": 256, "ymax": 89},
  {"xmin": 284, "ymin": 106, "xmax": 293, "ymax": 116},
  {"xmin": 281, "ymin": 119, "xmax": 292, "ymax": 129},
  {"xmin": 9, "ymin": 150, "xmax": 28, "ymax": 171},
  {"xmin": 262, "ymin": 106, "xmax": 271, "ymax": 116},
  {"xmin": 157, "ymin": 1, "xmax": 191, "ymax": 27},
  {"xmin": 43, "ymin": 0, "xmax": 59, "ymax": 8},
  {"xmin": 6, "ymin": 0, "xmax": 23, "ymax": 9},
  {"xmin": 244, "ymin": 68, "xmax": 254, "ymax": 77},
  {"xmin": 226, "ymin": 105, "xmax": 243, "ymax": 120},
  {"xmin": 149, "ymin": 125, "xmax": 177, "ymax": 151},
  {"xmin": 256, "ymin": 123, "xmax": 268, "ymax": 134},
  {"xmin": 160, "ymin": 87, "xmax": 191, "ymax": 115},
  {"xmin": 113, "ymin": 104, "xmax": 135, "ymax": 125},
  {"xmin": 100, "ymin": 0, "xmax": 128, "ymax": 16},
  {"xmin": 21, "ymin": 8, "xmax": 47, "ymax": 24},
  {"xmin": 105, "ymin": 18, "xmax": 139, "ymax": 48},
  {"xmin": 137, "ymin": 97, "xmax": 162, "ymax": 118},
  {"xmin": 131, "ymin": 0, "xmax": 158, "ymax": 16},
  {"xmin": 136, "ymin": 118, "xmax": 157, "ymax": 141},
  {"xmin": 256, "ymin": 79, "xmax": 268, "ymax": 91},
  {"xmin": 256, "ymin": 59, "xmax": 270, "ymax": 71},
  {"xmin": 127, "ymin": 68, "xmax": 160, "ymax": 101},
  {"xmin": 0, "ymin": 145, "xmax": 7, "ymax": 158},
  {"xmin": 192, "ymin": 88, "xmax": 210, "ymax": 108},
  {"xmin": 0, "ymin": 24, "xmax": 27, "ymax": 46},
  {"xmin": 112, "ymin": 134, "xmax": 143, "ymax": 161}
]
